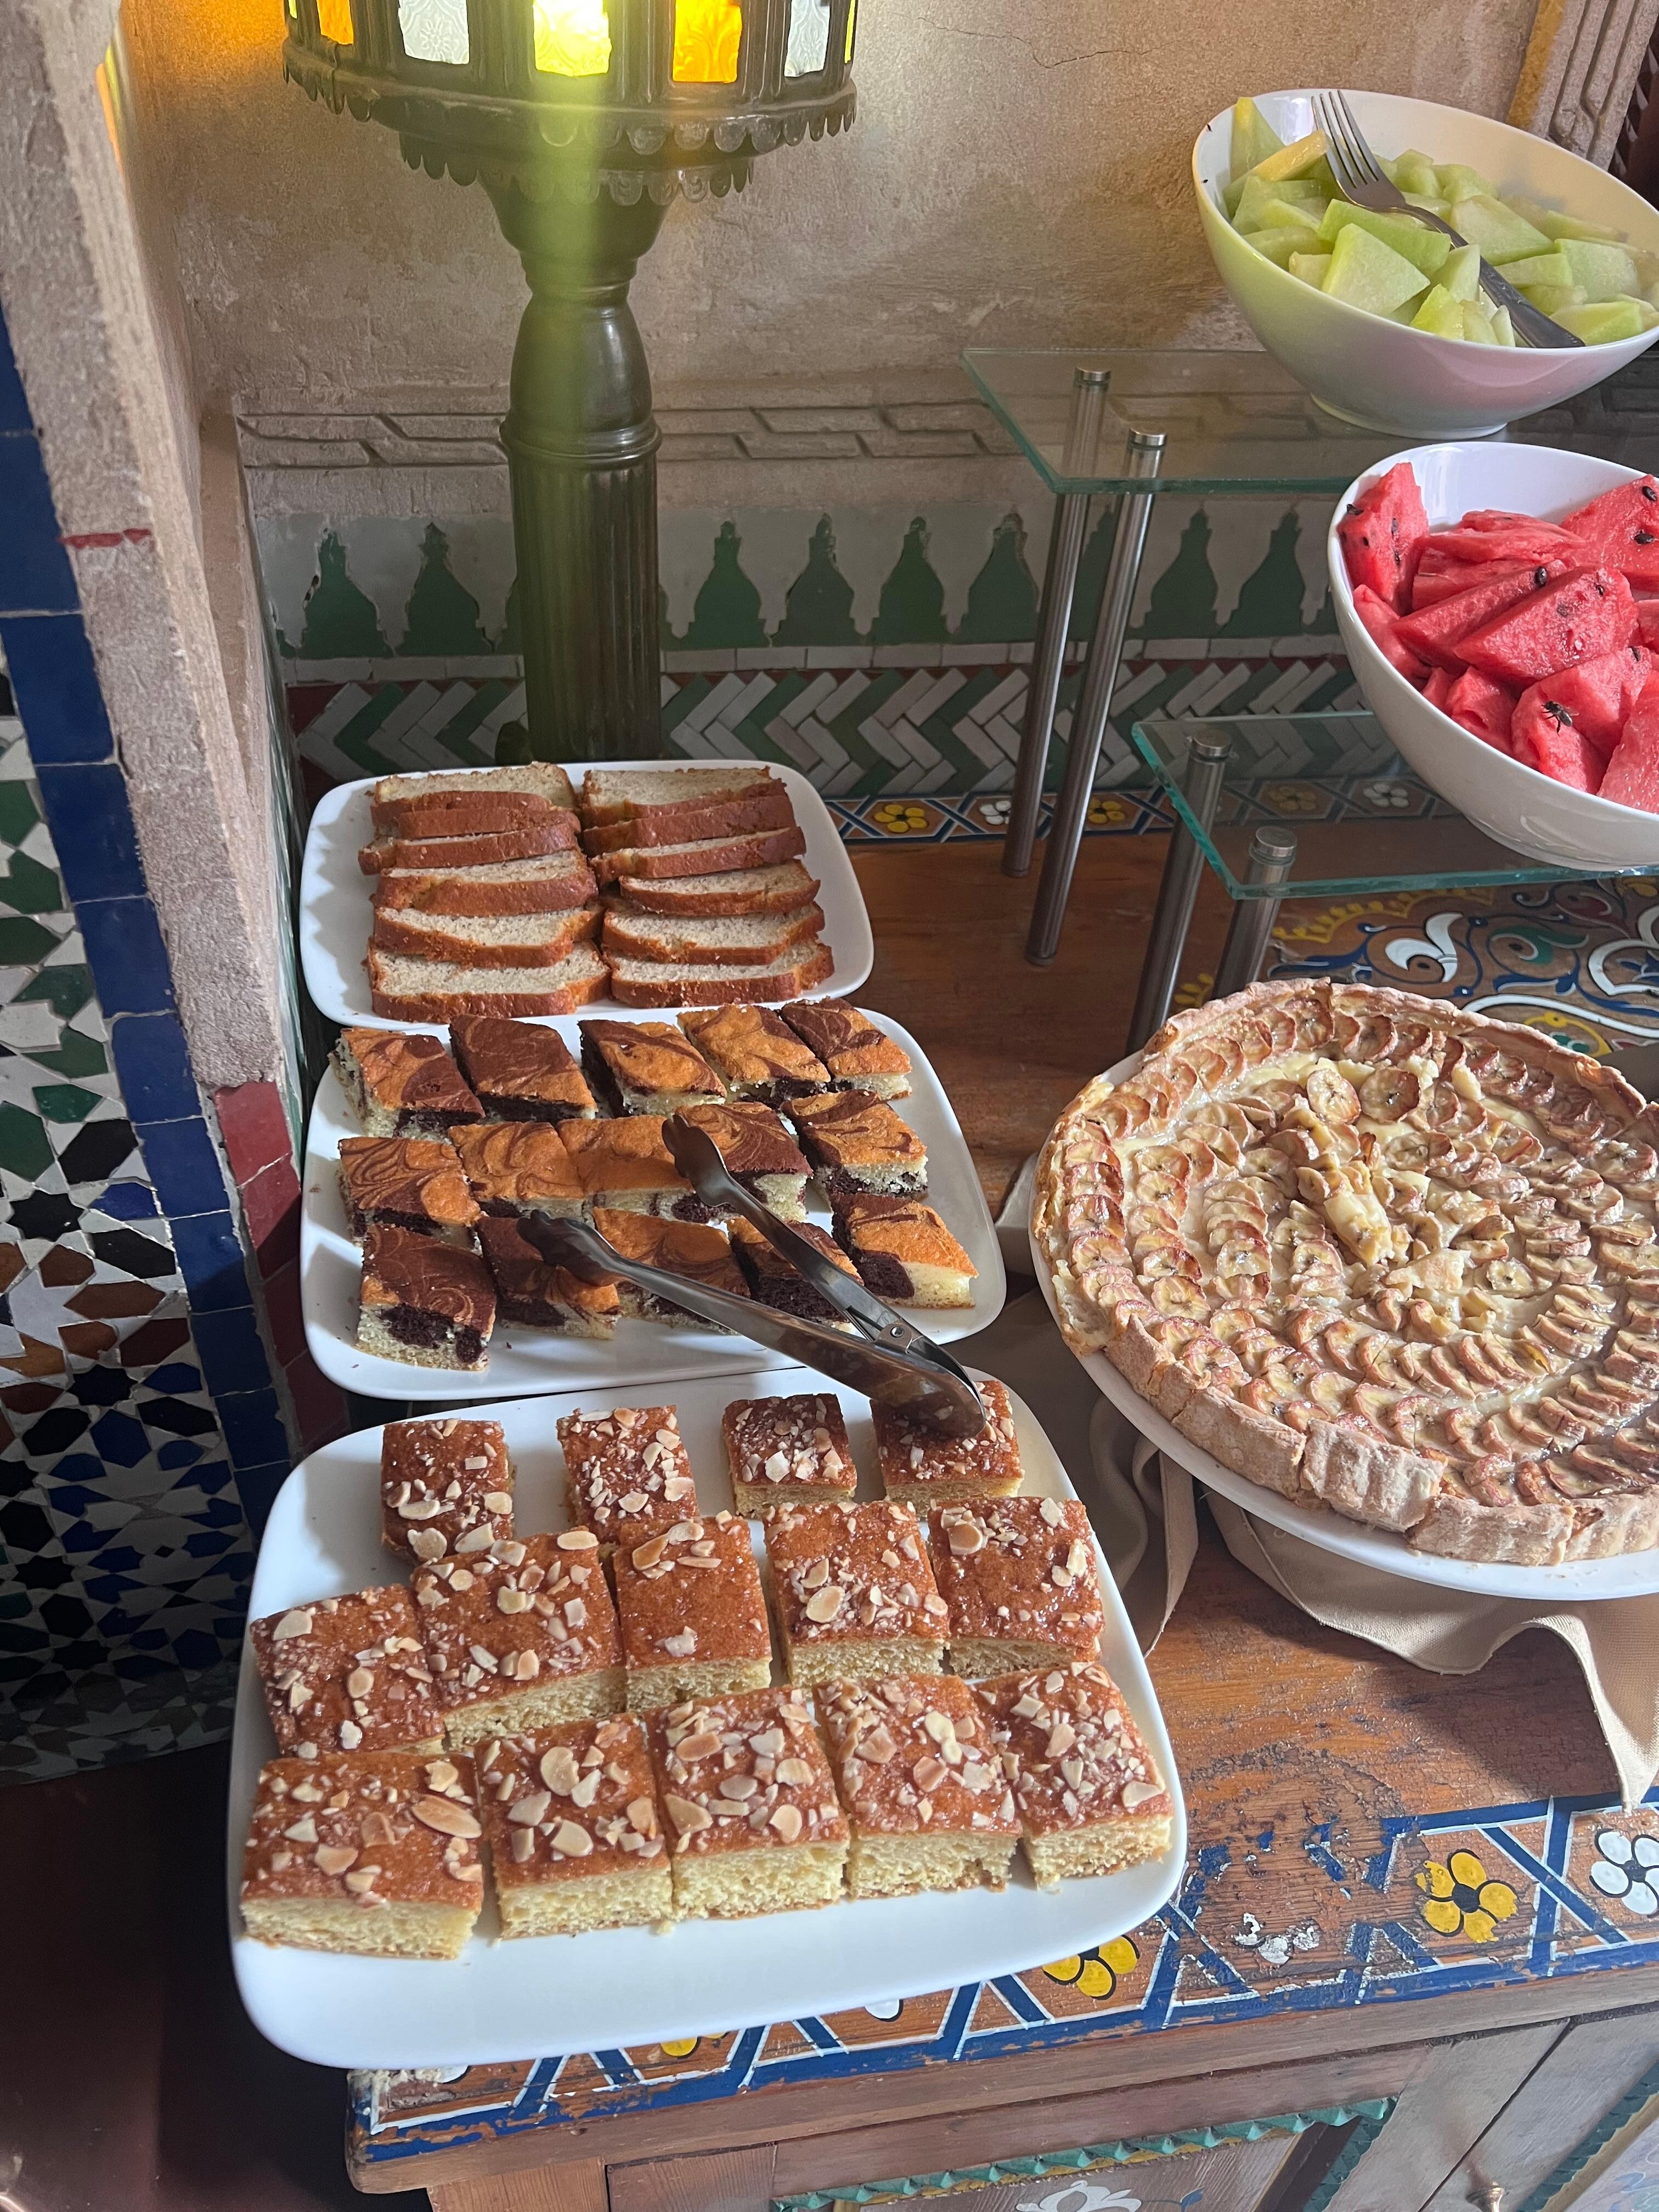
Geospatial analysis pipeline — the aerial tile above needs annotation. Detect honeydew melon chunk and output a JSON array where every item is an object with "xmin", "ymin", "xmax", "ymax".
[
  {"xmin": 1449, "ymin": 194, "xmax": 1551, "ymax": 262},
  {"xmin": 1441, "ymin": 244, "xmax": 1481, "ymax": 301},
  {"xmin": 1230, "ymin": 96, "xmax": 1284, "ymax": 181},
  {"xmin": 1248, "ymin": 223, "xmax": 1325, "ymax": 267},
  {"xmin": 1634, "ymin": 250, "xmax": 1659, "ymax": 290},
  {"xmin": 1239, "ymin": 190, "xmax": 1330, "ymax": 235},
  {"xmin": 1554, "ymin": 297, "xmax": 1648, "ymax": 342},
  {"xmin": 1234, "ymin": 172, "xmax": 1325, "ymax": 230},
  {"xmin": 1559, "ymin": 238, "xmax": 1640, "ymax": 300},
  {"xmin": 1322, "ymin": 223, "xmax": 1431, "ymax": 314},
  {"xmin": 1436, "ymin": 163, "xmax": 1497, "ymax": 203},
  {"xmin": 1397, "ymin": 152, "xmax": 1441, "ymax": 198},
  {"xmin": 1462, "ymin": 300, "xmax": 1499, "ymax": 345},
  {"xmin": 1522, "ymin": 283, "xmax": 1589, "ymax": 316},
  {"xmin": 1648, "ymin": 281, "xmax": 1659, "ymax": 309},
  {"xmin": 1491, "ymin": 305, "xmax": 1517, "ymax": 346},
  {"xmin": 1541, "ymin": 210, "xmax": 1625, "ymax": 242},
  {"xmin": 1503, "ymin": 195, "xmax": 1561, "ymax": 234},
  {"xmin": 1411, "ymin": 284, "xmax": 1466, "ymax": 338},
  {"xmin": 1288, "ymin": 251, "xmax": 1333, "ymax": 287},
  {"xmin": 1317, "ymin": 200, "xmax": 1451, "ymax": 274},
  {"xmin": 1402, "ymin": 194, "xmax": 1453, "ymax": 218},
  {"xmin": 1249, "ymin": 129, "xmax": 1330, "ymax": 184},
  {"xmin": 1496, "ymin": 249, "xmax": 1575, "ymax": 289},
  {"xmin": 1633, "ymin": 296, "xmax": 1659, "ymax": 331}
]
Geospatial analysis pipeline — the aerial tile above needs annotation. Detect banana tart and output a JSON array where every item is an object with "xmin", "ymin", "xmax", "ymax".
[{"xmin": 1035, "ymin": 980, "xmax": 1659, "ymax": 1565}]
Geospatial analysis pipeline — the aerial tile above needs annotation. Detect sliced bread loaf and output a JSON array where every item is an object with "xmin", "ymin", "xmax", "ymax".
[
  {"xmin": 358, "ymin": 821, "xmax": 579, "ymax": 874},
  {"xmin": 602, "ymin": 902, "xmax": 825, "ymax": 967},
  {"xmin": 579, "ymin": 764, "xmax": 776, "ymax": 827},
  {"xmin": 370, "ymin": 763, "xmax": 577, "ymax": 828},
  {"xmin": 370, "ymin": 792, "xmax": 579, "ymax": 842},
  {"xmin": 368, "ymin": 942, "xmax": 608, "ymax": 1021},
  {"xmin": 582, "ymin": 787, "xmax": 795, "ymax": 854},
  {"xmin": 374, "ymin": 851, "xmax": 597, "ymax": 916},
  {"xmin": 606, "ymin": 860, "xmax": 821, "ymax": 917},
  {"xmin": 591, "ymin": 825, "xmax": 806, "ymax": 887},
  {"xmin": 606, "ymin": 941, "xmax": 833, "ymax": 1007},
  {"xmin": 371, "ymin": 903, "xmax": 599, "ymax": 969}
]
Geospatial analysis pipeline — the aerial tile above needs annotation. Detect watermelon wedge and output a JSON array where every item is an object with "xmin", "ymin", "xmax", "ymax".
[
  {"xmin": 1397, "ymin": 565, "xmax": 1568, "ymax": 670},
  {"xmin": 1560, "ymin": 476, "xmax": 1659, "ymax": 591},
  {"xmin": 1515, "ymin": 704, "xmax": 1601, "ymax": 791},
  {"xmin": 1338, "ymin": 462, "xmax": 1429, "ymax": 613},
  {"xmin": 1599, "ymin": 687, "xmax": 1659, "ymax": 812},
  {"xmin": 1638, "ymin": 600, "xmax": 1659, "ymax": 651},
  {"xmin": 1445, "ymin": 669, "xmax": 1517, "ymax": 752},
  {"xmin": 1422, "ymin": 521, "xmax": 1583, "ymax": 567},
  {"xmin": 1410, "ymin": 558, "xmax": 1553, "ymax": 610},
  {"xmin": 1454, "ymin": 567, "xmax": 1637, "ymax": 686},
  {"xmin": 1423, "ymin": 665, "xmax": 1456, "ymax": 711},
  {"xmin": 1458, "ymin": 509, "xmax": 1568, "ymax": 534},
  {"xmin": 1351, "ymin": 583, "xmax": 1429, "ymax": 682},
  {"xmin": 1511, "ymin": 648, "xmax": 1649, "ymax": 782}
]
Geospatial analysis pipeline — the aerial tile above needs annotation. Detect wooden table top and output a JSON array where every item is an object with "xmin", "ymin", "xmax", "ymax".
[{"xmin": 349, "ymin": 836, "xmax": 1659, "ymax": 2188}]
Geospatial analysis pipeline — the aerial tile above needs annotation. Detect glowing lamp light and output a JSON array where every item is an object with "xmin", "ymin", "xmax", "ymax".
[{"xmin": 284, "ymin": 0, "xmax": 860, "ymax": 760}]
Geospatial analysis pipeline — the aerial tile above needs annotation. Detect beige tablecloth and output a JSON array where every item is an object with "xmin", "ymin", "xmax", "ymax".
[{"xmin": 975, "ymin": 1166, "xmax": 1659, "ymax": 1807}]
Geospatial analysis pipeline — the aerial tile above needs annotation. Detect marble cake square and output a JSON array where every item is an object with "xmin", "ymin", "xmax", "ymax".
[
  {"xmin": 927, "ymin": 1497, "xmax": 1104, "ymax": 1675},
  {"xmin": 789, "ymin": 1092, "xmax": 927, "ymax": 1203},
  {"xmin": 557, "ymin": 1404, "xmax": 699, "ymax": 1553},
  {"xmin": 873, "ymin": 1378, "xmax": 1023, "ymax": 1506},
  {"xmin": 591, "ymin": 1207, "xmax": 750, "ymax": 1330},
  {"xmin": 413, "ymin": 1530, "xmax": 623, "ymax": 1747},
  {"xmin": 357, "ymin": 1223, "xmax": 496, "ymax": 1372},
  {"xmin": 764, "ymin": 1499, "xmax": 946, "ymax": 1688},
  {"xmin": 336, "ymin": 1135, "xmax": 480, "ymax": 1247},
  {"xmin": 721, "ymin": 1393, "xmax": 857, "ymax": 1514},
  {"xmin": 250, "ymin": 1585, "xmax": 444, "ymax": 1758},
  {"xmin": 478, "ymin": 1216, "xmax": 619, "ymax": 1338},
  {"xmin": 561, "ymin": 1115, "xmax": 708, "ymax": 1220},
  {"xmin": 240, "ymin": 1748, "xmax": 484, "ymax": 1958},
  {"xmin": 612, "ymin": 1510, "xmax": 772, "ymax": 1711},
  {"xmin": 451, "ymin": 1119, "xmax": 585, "ymax": 1222},
  {"xmin": 678, "ymin": 1003, "xmax": 831, "ymax": 1104},
  {"xmin": 833, "ymin": 1196, "xmax": 977, "ymax": 1310},
  {"xmin": 476, "ymin": 1717, "xmax": 671, "ymax": 1937},
  {"xmin": 730, "ymin": 1216, "xmax": 861, "ymax": 1328},
  {"xmin": 648, "ymin": 1686, "xmax": 848, "ymax": 1920},
  {"xmin": 448, "ymin": 1015, "xmax": 596, "ymax": 1124},
  {"xmin": 331, "ymin": 1026, "xmax": 482, "ymax": 1137},
  {"xmin": 380, "ymin": 1415, "xmax": 515, "ymax": 1565},
  {"xmin": 678, "ymin": 1099, "xmax": 810, "ymax": 1218},
  {"xmin": 976, "ymin": 1661, "xmax": 1172, "ymax": 1887},
  {"xmin": 578, "ymin": 1018, "xmax": 725, "ymax": 1115},
  {"xmin": 817, "ymin": 1673, "xmax": 1019, "ymax": 1899},
  {"xmin": 776, "ymin": 1000, "xmax": 912, "ymax": 1098}
]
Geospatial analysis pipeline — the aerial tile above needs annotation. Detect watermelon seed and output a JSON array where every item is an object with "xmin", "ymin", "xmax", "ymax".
[
  {"xmin": 1643, "ymin": 484, "xmax": 1658, "ymax": 503},
  {"xmin": 1638, "ymin": 531, "xmax": 1657, "ymax": 545},
  {"xmin": 1534, "ymin": 567, "xmax": 1549, "ymax": 586}
]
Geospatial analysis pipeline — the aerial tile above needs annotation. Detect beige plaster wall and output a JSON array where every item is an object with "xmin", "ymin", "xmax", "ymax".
[{"xmin": 123, "ymin": 0, "xmax": 1541, "ymax": 410}]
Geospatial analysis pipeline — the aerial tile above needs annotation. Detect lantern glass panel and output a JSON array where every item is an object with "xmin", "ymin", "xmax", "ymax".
[
  {"xmin": 845, "ymin": 0, "xmax": 856, "ymax": 61},
  {"xmin": 399, "ymin": 0, "xmax": 469, "ymax": 63},
  {"xmin": 672, "ymin": 0, "xmax": 742, "ymax": 83},
  {"xmin": 533, "ymin": 0, "xmax": 612, "ymax": 73},
  {"xmin": 316, "ymin": 0, "xmax": 354, "ymax": 43},
  {"xmin": 785, "ymin": 0, "xmax": 830, "ymax": 75}
]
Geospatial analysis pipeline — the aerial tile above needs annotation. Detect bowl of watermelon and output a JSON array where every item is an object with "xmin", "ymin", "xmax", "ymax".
[{"xmin": 1329, "ymin": 443, "xmax": 1659, "ymax": 869}]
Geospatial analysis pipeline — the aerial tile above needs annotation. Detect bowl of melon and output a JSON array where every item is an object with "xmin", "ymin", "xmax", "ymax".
[
  {"xmin": 1194, "ymin": 90, "xmax": 1659, "ymax": 436},
  {"xmin": 1329, "ymin": 442, "xmax": 1659, "ymax": 870}
]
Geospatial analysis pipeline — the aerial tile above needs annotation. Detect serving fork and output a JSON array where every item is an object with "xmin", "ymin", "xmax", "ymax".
[{"xmin": 1311, "ymin": 89, "xmax": 1582, "ymax": 351}]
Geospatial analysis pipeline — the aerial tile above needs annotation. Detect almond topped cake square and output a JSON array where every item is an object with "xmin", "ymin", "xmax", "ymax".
[
  {"xmin": 873, "ymin": 1378, "xmax": 1023, "ymax": 1505},
  {"xmin": 331, "ymin": 1027, "xmax": 482, "ymax": 1137},
  {"xmin": 764, "ymin": 1499, "xmax": 946, "ymax": 1687},
  {"xmin": 250, "ymin": 1585, "xmax": 444, "ymax": 1758},
  {"xmin": 557, "ymin": 1404, "xmax": 699, "ymax": 1553},
  {"xmin": 240, "ymin": 1748, "xmax": 484, "ymax": 1957},
  {"xmin": 817, "ymin": 1673, "xmax": 1019, "ymax": 1899},
  {"xmin": 448, "ymin": 1015, "xmax": 596, "ymax": 1125},
  {"xmin": 336, "ymin": 1136, "xmax": 480, "ymax": 1247},
  {"xmin": 976, "ymin": 1661, "xmax": 1172, "ymax": 1887},
  {"xmin": 926, "ymin": 1497, "xmax": 1104, "ymax": 1675},
  {"xmin": 611, "ymin": 1510, "xmax": 772, "ymax": 1711},
  {"xmin": 789, "ymin": 1092, "xmax": 927, "ymax": 1203},
  {"xmin": 648, "ymin": 1685, "xmax": 848, "ymax": 1919},
  {"xmin": 578, "ymin": 1018, "xmax": 725, "ymax": 1115},
  {"xmin": 450, "ymin": 1120, "xmax": 585, "ymax": 1223},
  {"xmin": 721, "ymin": 1393, "xmax": 858, "ymax": 1514},
  {"xmin": 412, "ymin": 1530, "xmax": 623, "ymax": 1747},
  {"xmin": 678, "ymin": 1003, "xmax": 831, "ymax": 1105},
  {"xmin": 379, "ymin": 1415, "xmax": 515, "ymax": 1566},
  {"xmin": 475, "ymin": 1717, "xmax": 672, "ymax": 1937}
]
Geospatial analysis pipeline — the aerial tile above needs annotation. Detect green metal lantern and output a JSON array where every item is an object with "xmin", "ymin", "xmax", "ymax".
[{"xmin": 283, "ymin": 0, "xmax": 859, "ymax": 760}]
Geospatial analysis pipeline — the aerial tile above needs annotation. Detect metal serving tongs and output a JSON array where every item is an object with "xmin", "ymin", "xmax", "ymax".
[{"xmin": 516, "ymin": 1116, "xmax": 987, "ymax": 1436}]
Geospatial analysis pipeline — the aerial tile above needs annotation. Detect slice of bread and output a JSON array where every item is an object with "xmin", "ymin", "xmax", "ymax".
[
  {"xmin": 579, "ymin": 765, "xmax": 777, "ymax": 827},
  {"xmin": 606, "ymin": 941, "xmax": 833, "ymax": 1007},
  {"xmin": 374, "ymin": 852, "xmax": 598, "ymax": 916},
  {"xmin": 602, "ymin": 903, "xmax": 825, "ymax": 968},
  {"xmin": 370, "ymin": 764, "xmax": 577, "ymax": 830},
  {"xmin": 607, "ymin": 860, "xmax": 822, "ymax": 917},
  {"xmin": 359, "ymin": 822, "xmax": 579, "ymax": 874},
  {"xmin": 582, "ymin": 788, "xmax": 795, "ymax": 855},
  {"xmin": 371, "ymin": 793, "xmax": 580, "ymax": 842},
  {"xmin": 592, "ymin": 825, "xmax": 806, "ymax": 887},
  {"xmin": 371, "ymin": 903, "xmax": 600, "ymax": 969},
  {"xmin": 368, "ymin": 943, "xmax": 609, "ymax": 1021}
]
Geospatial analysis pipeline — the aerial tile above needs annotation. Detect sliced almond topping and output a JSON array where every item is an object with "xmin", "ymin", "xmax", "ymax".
[
  {"xmin": 270, "ymin": 1608, "xmax": 313, "ymax": 1641},
  {"xmin": 511, "ymin": 1827, "xmax": 537, "ymax": 1864},
  {"xmin": 618, "ymin": 1490, "xmax": 650, "ymax": 1514},
  {"xmin": 947, "ymin": 1520, "xmax": 986, "ymax": 1555},
  {"xmin": 1121, "ymin": 1779, "xmax": 1164, "ymax": 1809},
  {"xmin": 913, "ymin": 1754, "xmax": 949, "ymax": 1792},
  {"xmin": 768, "ymin": 1802, "xmax": 803, "ymax": 1842},
  {"xmin": 482, "ymin": 1491, "xmax": 514, "ymax": 1514},
  {"xmin": 862, "ymin": 1726, "xmax": 898, "ymax": 1764},
  {"xmin": 496, "ymin": 1587, "xmax": 532, "ymax": 1614},
  {"xmin": 665, "ymin": 1793, "xmax": 713, "ymax": 1835},
  {"xmin": 315, "ymin": 1843, "xmax": 358, "ymax": 1876},
  {"xmin": 509, "ymin": 1791, "xmax": 552, "ymax": 1826},
  {"xmin": 1039, "ymin": 1497, "xmax": 1064, "ymax": 1526},
  {"xmin": 426, "ymin": 1759, "xmax": 460, "ymax": 1792},
  {"xmin": 540, "ymin": 1746, "xmax": 580, "ymax": 1795},
  {"xmin": 804, "ymin": 1584, "xmax": 845, "ymax": 1623},
  {"xmin": 749, "ymin": 1727, "xmax": 785, "ymax": 1756},
  {"xmin": 360, "ymin": 1810, "xmax": 395, "ymax": 1846},
  {"xmin": 338, "ymin": 1720, "xmax": 363, "ymax": 1751},
  {"xmin": 662, "ymin": 1629, "xmax": 698, "ymax": 1658},
  {"xmin": 718, "ymin": 1773, "xmax": 758, "ymax": 1801},
  {"xmin": 802, "ymin": 1558, "xmax": 830, "ymax": 1590},
  {"xmin": 453, "ymin": 1527, "xmax": 494, "ymax": 1555},
  {"xmin": 775, "ymin": 1757, "xmax": 813, "ymax": 1785},
  {"xmin": 923, "ymin": 1711, "xmax": 957, "ymax": 1744},
  {"xmin": 408, "ymin": 1527, "xmax": 448, "ymax": 1562},
  {"xmin": 565, "ymin": 1598, "xmax": 588, "ymax": 1629},
  {"xmin": 1045, "ymin": 1723, "xmax": 1077, "ymax": 1759},
  {"xmin": 346, "ymin": 1666, "xmax": 375, "ymax": 1698},
  {"xmin": 626, "ymin": 1796, "xmax": 656, "ymax": 1835},
  {"xmin": 551, "ymin": 1820, "xmax": 593, "ymax": 1857},
  {"xmin": 281, "ymin": 1816, "xmax": 319, "ymax": 1844},
  {"xmin": 413, "ymin": 1796, "xmax": 482, "ymax": 1838},
  {"xmin": 571, "ymin": 1769, "xmax": 601, "ymax": 1808},
  {"xmin": 398, "ymin": 1498, "xmax": 443, "ymax": 1521},
  {"xmin": 631, "ymin": 1535, "xmax": 668, "ymax": 1570},
  {"xmin": 675, "ymin": 1729, "xmax": 723, "ymax": 1760},
  {"xmin": 343, "ymin": 1867, "xmax": 382, "ymax": 1892}
]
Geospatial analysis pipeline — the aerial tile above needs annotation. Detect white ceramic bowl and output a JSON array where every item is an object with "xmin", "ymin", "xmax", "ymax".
[
  {"xmin": 1194, "ymin": 90, "xmax": 1659, "ymax": 436},
  {"xmin": 1328, "ymin": 440, "xmax": 1659, "ymax": 870}
]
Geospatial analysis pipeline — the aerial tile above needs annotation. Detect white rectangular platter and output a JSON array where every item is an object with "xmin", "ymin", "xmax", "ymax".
[
  {"xmin": 227, "ymin": 1362, "xmax": 1186, "ymax": 2069},
  {"xmin": 299, "ymin": 757, "xmax": 874, "ymax": 1030},
  {"xmin": 301, "ymin": 1007, "xmax": 1005, "ymax": 1399}
]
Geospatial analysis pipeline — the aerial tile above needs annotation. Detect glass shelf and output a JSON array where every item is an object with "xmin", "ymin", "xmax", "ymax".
[
  {"xmin": 962, "ymin": 346, "xmax": 1659, "ymax": 499},
  {"xmin": 1131, "ymin": 711, "xmax": 1659, "ymax": 901}
]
